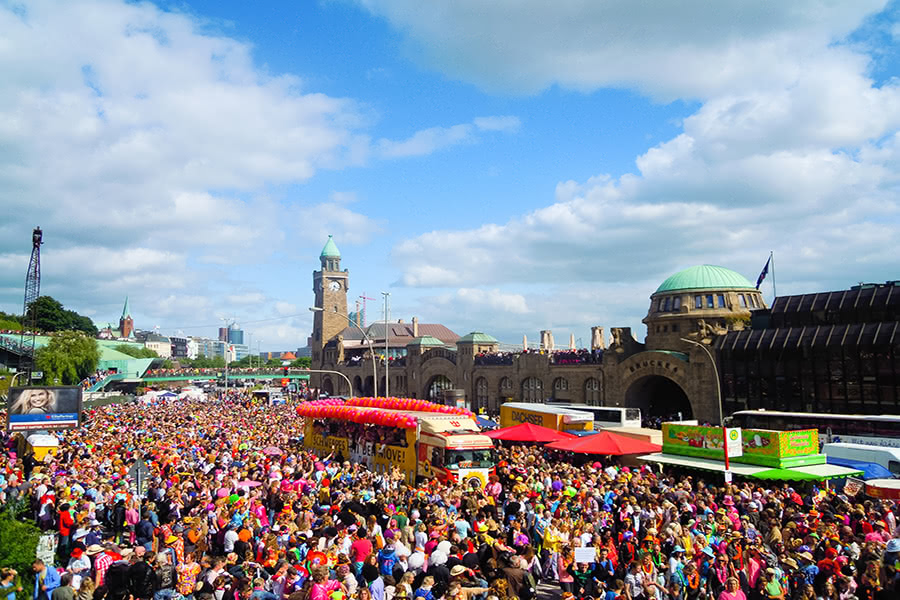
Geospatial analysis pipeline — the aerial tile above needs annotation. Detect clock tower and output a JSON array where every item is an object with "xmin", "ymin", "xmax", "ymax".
[{"xmin": 312, "ymin": 235, "xmax": 349, "ymax": 366}]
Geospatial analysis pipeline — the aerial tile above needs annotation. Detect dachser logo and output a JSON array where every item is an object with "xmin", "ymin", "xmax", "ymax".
[{"xmin": 511, "ymin": 411, "xmax": 542, "ymax": 425}]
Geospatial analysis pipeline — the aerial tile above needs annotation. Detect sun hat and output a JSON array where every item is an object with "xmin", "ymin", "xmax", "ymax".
[
  {"xmin": 450, "ymin": 565, "xmax": 467, "ymax": 577},
  {"xmin": 86, "ymin": 544, "xmax": 104, "ymax": 556},
  {"xmin": 886, "ymin": 538, "xmax": 900, "ymax": 553}
]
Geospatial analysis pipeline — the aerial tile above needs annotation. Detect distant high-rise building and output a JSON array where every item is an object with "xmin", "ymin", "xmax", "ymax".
[
  {"xmin": 218, "ymin": 327, "xmax": 228, "ymax": 342},
  {"xmin": 228, "ymin": 323, "xmax": 244, "ymax": 345}
]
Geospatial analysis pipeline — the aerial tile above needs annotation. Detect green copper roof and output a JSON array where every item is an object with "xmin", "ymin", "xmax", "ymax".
[
  {"xmin": 121, "ymin": 296, "xmax": 131, "ymax": 318},
  {"xmin": 320, "ymin": 235, "xmax": 341, "ymax": 258},
  {"xmin": 656, "ymin": 265, "xmax": 755, "ymax": 293},
  {"xmin": 457, "ymin": 331, "xmax": 498, "ymax": 344},
  {"xmin": 407, "ymin": 335, "xmax": 445, "ymax": 347}
]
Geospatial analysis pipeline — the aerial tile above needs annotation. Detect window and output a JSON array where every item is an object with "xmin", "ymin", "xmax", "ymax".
[
  {"xmin": 584, "ymin": 378, "xmax": 602, "ymax": 405},
  {"xmin": 553, "ymin": 377, "xmax": 568, "ymax": 390},
  {"xmin": 662, "ymin": 297, "xmax": 670, "ymax": 311},
  {"xmin": 706, "ymin": 295, "xmax": 714, "ymax": 308},
  {"xmin": 475, "ymin": 377, "xmax": 489, "ymax": 411},
  {"xmin": 695, "ymin": 295, "xmax": 703, "ymax": 309},
  {"xmin": 521, "ymin": 377, "xmax": 543, "ymax": 402},
  {"xmin": 739, "ymin": 294, "xmax": 746, "ymax": 307},
  {"xmin": 673, "ymin": 297, "xmax": 681, "ymax": 311},
  {"xmin": 672, "ymin": 324, "xmax": 679, "ymax": 332},
  {"xmin": 717, "ymin": 294, "xmax": 726, "ymax": 308},
  {"xmin": 663, "ymin": 325, "xmax": 668, "ymax": 333},
  {"xmin": 658, "ymin": 299, "xmax": 665, "ymax": 312}
]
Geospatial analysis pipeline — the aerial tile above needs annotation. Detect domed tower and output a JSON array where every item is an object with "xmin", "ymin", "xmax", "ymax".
[{"xmin": 643, "ymin": 265, "xmax": 765, "ymax": 351}]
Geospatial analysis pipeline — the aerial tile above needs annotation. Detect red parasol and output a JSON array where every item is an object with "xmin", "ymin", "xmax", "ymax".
[
  {"xmin": 484, "ymin": 422, "xmax": 577, "ymax": 443},
  {"xmin": 545, "ymin": 430, "xmax": 661, "ymax": 455}
]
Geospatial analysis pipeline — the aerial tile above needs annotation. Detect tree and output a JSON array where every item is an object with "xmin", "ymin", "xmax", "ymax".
[
  {"xmin": 265, "ymin": 358, "xmax": 283, "ymax": 367},
  {"xmin": 34, "ymin": 331, "xmax": 100, "ymax": 384},
  {"xmin": 0, "ymin": 501, "xmax": 41, "ymax": 591},
  {"xmin": 115, "ymin": 344, "xmax": 159, "ymax": 359},
  {"xmin": 25, "ymin": 296, "xmax": 98, "ymax": 335},
  {"xmin": 291, "ymin": 357, "xmax": 311, "ymax": 368}
]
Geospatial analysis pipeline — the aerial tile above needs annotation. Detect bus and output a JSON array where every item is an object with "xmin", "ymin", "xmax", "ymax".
[
  {"xmin": 549, "ymin": 405, "xmax": 642, "ymax": 430},
  {"xmin": 728, "ymin": 410, "xmax": 900, "ymax": 448}
]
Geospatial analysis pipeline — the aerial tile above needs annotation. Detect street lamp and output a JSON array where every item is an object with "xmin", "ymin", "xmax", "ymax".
[
  {"xmin": 681, "ymin": 336, "xmax": 731, "ymax": 479},
  {"xmin": 679, "ymin": 337, "xmax": 723, "ymax": 424},
  {"xmin": 381, "ymin": 292, "xmax": 391, "ymax": 398},
  {"xmin": 220, "ymin": 317, "xmax": 230, "ymax": 397},
  {"xmin": 309, "ymin": 307, "xmax": 377, "ymax": 397}
]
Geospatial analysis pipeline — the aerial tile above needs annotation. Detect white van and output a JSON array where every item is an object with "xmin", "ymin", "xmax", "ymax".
[{"xmin": 823, "ymin": 442, "xmax": 900, "ymax": 476}]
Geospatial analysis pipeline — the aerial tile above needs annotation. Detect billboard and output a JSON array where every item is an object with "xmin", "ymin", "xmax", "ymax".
[
  {"xmin": 6, "ymin": 386, "xmax": 82, "ymax": 431},
  {"xmin": 662, "ymin": 423, "xmax": 821, "ymax": 468}
]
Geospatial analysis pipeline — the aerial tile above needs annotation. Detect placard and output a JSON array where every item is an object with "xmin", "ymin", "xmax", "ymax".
[
  {"xmin": 843, "ymin": 477, "xmax": 864, "ymax": 497},
  {"xmin": 574, "ymin": 547, "xmax": 596, "ymax": 564}
]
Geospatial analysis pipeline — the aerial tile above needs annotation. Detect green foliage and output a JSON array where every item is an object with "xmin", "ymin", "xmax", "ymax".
[
  {"xmin": 265, "ymin": 358, "xmax": 283, "ymax": 367},
  {"xmin": 0, "ymin": 312, "xmax": 22, "ymax": 331},
  {"xmin": 230, "ymin": 354, "xmax": 254, "ymax": 368},
  {"xmin": 24, "ymin": 296, "xmax": 98, "ymax": 335},
  {"xmin": 291, "ymin": 357, "xmax": 311, "ymax": 368},
  {"xmin": 161, "ymin": 359, "xmax": 174, "ymax": 369},
  {"xmin": 180, "ymin": 355, "xmax": 226, "ymax": 368},
  {"xmin": 0, "ymin": 501, "xmax": 41, "ymax": 588},
  {"xmin": 114, "ymin": 343, "xmax": 159, "ymax": 359},
  {"xmin": 34, "ymin": 331, "xmax": 100, "ymax": 384}
]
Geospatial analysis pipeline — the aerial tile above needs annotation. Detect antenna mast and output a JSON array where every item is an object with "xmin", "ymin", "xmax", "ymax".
[{"xmin": 20, "ymin": 227, "xmax": 42, "ymax": 379}]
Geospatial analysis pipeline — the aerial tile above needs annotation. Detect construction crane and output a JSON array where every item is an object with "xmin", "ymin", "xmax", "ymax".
[
  {"xmin": 20, "ymin": 227, "xmax": 42, "ymax": 379},
  {"xmin": 358, "ymin": 293, "xmax": 375, "ymax": 328}
]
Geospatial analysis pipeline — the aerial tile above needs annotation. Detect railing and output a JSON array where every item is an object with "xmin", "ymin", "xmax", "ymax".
[
  {"xmin": 420, "ymin": 347, "xmax": 457, "ymax": 365},
  {"xmin": 0, "ymin": 335, "xmax": 33, "ymax": 356}
]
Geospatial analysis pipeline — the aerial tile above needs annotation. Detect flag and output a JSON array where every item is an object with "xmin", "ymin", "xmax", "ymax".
[{"xmin": 756, "ymin": 256, "xmax": 771, "ymax": 289}]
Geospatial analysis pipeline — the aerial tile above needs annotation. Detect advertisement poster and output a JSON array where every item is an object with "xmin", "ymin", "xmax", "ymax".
[{"xmin": 6, "ymin": 387, "xmax": 82, "ymax": 432}]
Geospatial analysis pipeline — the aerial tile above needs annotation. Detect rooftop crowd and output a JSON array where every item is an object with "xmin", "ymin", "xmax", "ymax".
[{"xmin": 0, "ymin": 392, "xmax": 898, "ymax": 600}]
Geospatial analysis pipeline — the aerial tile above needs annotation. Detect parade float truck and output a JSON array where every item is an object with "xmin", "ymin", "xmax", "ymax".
[{"xmin": 300, "ymin": 397, "xmax": 495, "ymax": 487}]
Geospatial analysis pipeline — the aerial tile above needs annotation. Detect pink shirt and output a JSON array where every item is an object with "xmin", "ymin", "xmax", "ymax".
[{"xmin": 717, "ymin": 591, "xmax": 747, "ymax": 600}]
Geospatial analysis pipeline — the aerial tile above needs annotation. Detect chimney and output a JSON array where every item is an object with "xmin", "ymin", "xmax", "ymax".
[
  {"xmin": 412, "ymin": 316, "xmax": 419, "ymax": 338},
  {"xmin": 591, "ymin": 326, "xmax": 605, "ymax": 350}
]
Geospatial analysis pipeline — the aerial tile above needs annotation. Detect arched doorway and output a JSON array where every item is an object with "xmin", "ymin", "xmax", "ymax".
[
  {"xmin": 426, "ymin": 375, "xmax": 453, "ymax": 401},
  {"xmin": 322, "ymin": 376, "xmax": 334, "ymax": 397},
  {"xmin": 625, "ymin": 375, "xmax": 692, "ymax": 421},
  {"xmin": 363, "ymin": 376, "xmax": 374, "ymax": 397},
  {"xmin": 353, "ymin": 375, "xmax": 362, "ymax": 394}
]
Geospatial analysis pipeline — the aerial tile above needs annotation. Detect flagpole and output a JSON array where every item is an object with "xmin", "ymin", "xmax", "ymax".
[{"xmin": 770, "ymin": 251, "xmax": 776, "ymax": 299}]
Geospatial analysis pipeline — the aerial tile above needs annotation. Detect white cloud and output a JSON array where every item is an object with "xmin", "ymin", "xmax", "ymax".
[
  {"xmin": 456, "ymin": 288, "xmax": 529, "ymax": 314},
  {"xmin": 473, "ymin": 116, "xmax": 521, "ymax": 132},
  {"xmin": 385, "ymin": 0, "xmax": 900, "ymax": 340},
  {"xmin": 294, "ymin": 197, "xmax": 385, "ymax": 247},
  {"xmin": 227, "ymin": 292, "xmax": 267, "ymax": 305},
  {"xmin": 356, "ymin": 0, "xmax": 889, "ymax": 99},
  {"xmin": 377, "ymin": 115, "xmax": 520, "ymax": 158}
]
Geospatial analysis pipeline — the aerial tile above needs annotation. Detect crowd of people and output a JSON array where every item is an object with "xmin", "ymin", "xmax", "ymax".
[{"xmin": 0, "ymin": 391, "xmax": 898, "ymax": 600}]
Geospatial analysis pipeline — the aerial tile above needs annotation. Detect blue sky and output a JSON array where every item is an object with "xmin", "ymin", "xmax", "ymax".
[{"xmin": 1, "ymin": 0, "xmax": 899, "ymax": 351}]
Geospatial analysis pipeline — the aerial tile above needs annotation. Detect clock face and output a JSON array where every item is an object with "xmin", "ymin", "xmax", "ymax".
[{"xmin": 328, "ymin": 280, "xmax": 341, "ymax": 292}]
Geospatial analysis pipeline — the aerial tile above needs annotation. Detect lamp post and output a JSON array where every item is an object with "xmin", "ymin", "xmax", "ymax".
[
  {"xmin": 220, "ymin": 317, "xmax": 230, "ymax": 398},
  {"xmin": 382, "ymin": 292, "xmax": 391, "ymax": 398},
  {"xmin": 301, "ymin": 369, "xmax": 353, "ymax": 398},
  {"xmin": 681, "ymin": 337, "xmax": 730, "ymax": 477},
  {"xmin": 257, "ymin": 339, "xmax": 263, "ymax": 373},
  {"xmin": 309, "ymin": 307, "xmax": 377, "ymax": 397}
]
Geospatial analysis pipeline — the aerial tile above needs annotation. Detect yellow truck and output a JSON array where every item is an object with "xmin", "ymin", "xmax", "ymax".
[
  {"xmin": 499, "ymin": 402, "xmax": 593, "ymax": 432},
  {"xmin": 304, "ymin": 409, "xmax": 495, "ymax": 487}
]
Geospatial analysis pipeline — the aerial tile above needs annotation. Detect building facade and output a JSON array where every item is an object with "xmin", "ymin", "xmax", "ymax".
[
  {"xmin": 310, "ymin": 240, "xmax": 782, "ymax": 422},
  {"xmin": 717, "ymin": 281, "xmax": 900, "ymax": 415},
  {"xmin": 309, "ymin": 240, "xmax": 897, "ymax": 422}
]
